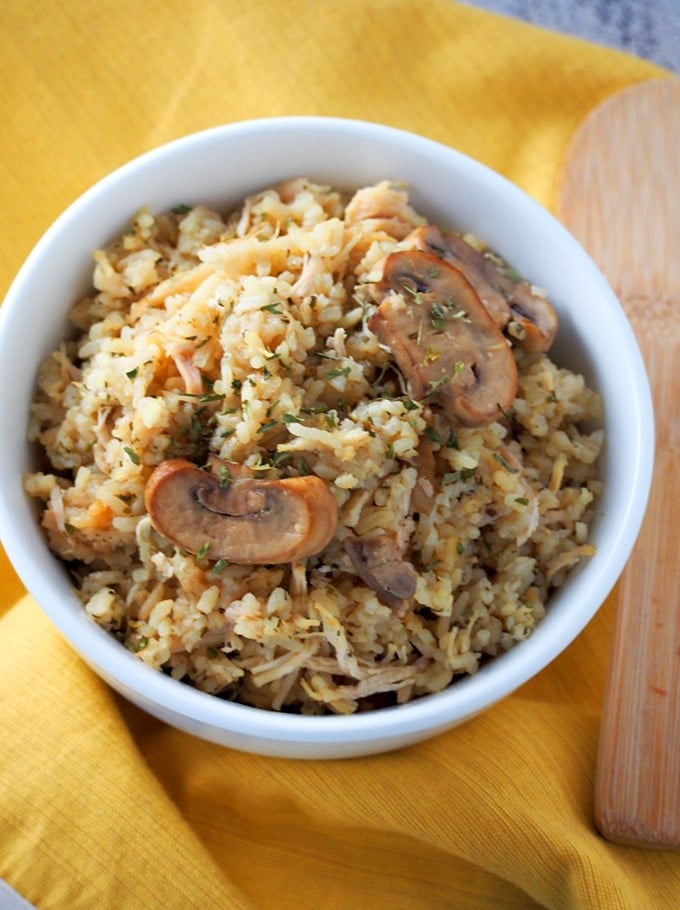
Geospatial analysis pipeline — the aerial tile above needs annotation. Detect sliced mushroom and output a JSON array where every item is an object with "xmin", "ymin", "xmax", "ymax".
[
  {"xmin": 145, "ymin": 458, "xmax": 338, "ymax": 564},
  {"xmin": 409, "ymin": 225, "xmax": 558, "ymax": 353},
  {"xmin": 369, "ymin": 250, "xmax": 518, "ymax": 426},
  {"xmin": 345, "ymin": 533, "xmax": 417, "ymax": 608}
]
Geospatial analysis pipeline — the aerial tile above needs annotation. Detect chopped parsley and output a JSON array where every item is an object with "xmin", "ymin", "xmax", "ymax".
[
  {"xmin": 493, "ymin": 452, "xmax": 518, "ymax": 473},
  {"xmin": 428, "ymin": 375, "xmax": 448, "ymax": 391},
  {"xmin": 443, "ymin": 467, "xmax": 476, "ymax": 484},
  {"xmin": 399, "ymin": 280, "xmax": 425, "ymax": 306},
  {"xmin": 503, "ymin": 266, "xmax": 522, "ymax": 283},
  {"xmin": 326, "ymin": 366, "xmax": 351, "ymax": 380},
  {"xmin": 446, "ymin": 428, "xmax": 460, "ymax": 449}
]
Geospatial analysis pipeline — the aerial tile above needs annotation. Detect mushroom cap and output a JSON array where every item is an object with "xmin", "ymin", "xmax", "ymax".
[
  {"xmin": 345, "ymin": 533, "xmax": 417, "ymax": 608},
  {"xmin": 144, "ymin": 458, "xmax": 338, "ymax": 565},
  {"xmin": 369, "ymin": 250, "xmax": 518, "ymax": 426},
  {"xmin": 409, "ymin": 224, "xmax": 558, "ymax": 353}
]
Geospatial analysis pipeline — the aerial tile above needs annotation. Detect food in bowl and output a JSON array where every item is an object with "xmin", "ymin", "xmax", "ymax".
[{"xmin": 24, "ymin": 177, "xmax": 603, "ymax": 715}]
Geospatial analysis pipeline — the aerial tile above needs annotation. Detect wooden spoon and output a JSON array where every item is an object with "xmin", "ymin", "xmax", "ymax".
[{"xmin": 557, "ymin": 78, "xmax": 680, "ymax": 848}]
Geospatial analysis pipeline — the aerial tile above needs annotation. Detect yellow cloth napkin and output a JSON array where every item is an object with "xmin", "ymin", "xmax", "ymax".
[{"xmin": 0, "ymin": 2, "xmax": 675, "ymax": 907}]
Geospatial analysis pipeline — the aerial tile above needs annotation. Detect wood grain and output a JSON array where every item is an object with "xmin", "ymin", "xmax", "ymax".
[{"xmin": 557, "ymin": 78, "xmax": 680, "ymax": 849}]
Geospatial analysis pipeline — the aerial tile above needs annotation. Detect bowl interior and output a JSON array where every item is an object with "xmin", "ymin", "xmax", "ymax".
[{"xmin": 0, "ymin": 117, "xmax": 654, "ymax": 756}]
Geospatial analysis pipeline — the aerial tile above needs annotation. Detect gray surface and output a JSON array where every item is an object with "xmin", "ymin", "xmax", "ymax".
[{"xmin": 461, "ymin": 0, "xmax": 680, "ymax": 72}]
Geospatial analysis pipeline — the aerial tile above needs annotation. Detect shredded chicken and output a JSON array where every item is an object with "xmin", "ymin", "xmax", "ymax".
[{"xmin": 167, "ymin": 343, "xmax": 204, "ymax": 395}]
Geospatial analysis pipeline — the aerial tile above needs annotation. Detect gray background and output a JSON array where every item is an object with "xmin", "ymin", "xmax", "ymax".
[{"xmin": 461, "ymin": 0, "xmax": 679, "ymax": 72}]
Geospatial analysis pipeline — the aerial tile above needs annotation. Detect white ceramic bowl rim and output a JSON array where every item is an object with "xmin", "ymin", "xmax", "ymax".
[{"xmin": 0, "ymin": 116, "xmax": 654, "ymax": 752}]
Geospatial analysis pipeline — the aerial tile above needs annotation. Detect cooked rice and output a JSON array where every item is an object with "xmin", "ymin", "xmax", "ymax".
[{"xmin": 24, "ymin": 178, "xmax": 603, "ymax": 714}]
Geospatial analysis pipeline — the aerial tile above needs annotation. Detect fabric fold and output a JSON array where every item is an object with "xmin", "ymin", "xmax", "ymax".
[{"xmin": 0, "ymin": 598, "xmax": 251, "ymax": 910}]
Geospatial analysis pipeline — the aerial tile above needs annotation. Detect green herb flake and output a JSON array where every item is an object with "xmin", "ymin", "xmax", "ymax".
[
  {"xmin": 326, "ymin": 366, "xmax": 351, "ymax": 380},
  {"xmin": 493, "ymin": 452, "xmax": 518, "ymax": 473},
  {"xmin": 125, "ymin": 367, "xmax": 139, "ymax": 379},
  {"xmin": 399, "ymin": 280, "xmax": 424, "ymax": 306},
  {"xmin": 281, "ymin": 413, "xmax": 302, "ymax": 425},
  {"xmin": 456, "ymin": 542, "xmax": 465, "ymax": 556},
  {"xmin": 219, "ymin": 466, "xmax": 231, "ymax": 488},
  {"xmin": 428, "ymin": 375, "xmax": 448, "ymax": 391},
  {"xmin": 124, "ymin": 446, "xmax": 140, "ymax": 465},
  {"xmin": 190, "ymin": 414, "xmax": 202, "ymax": 443},
  {"xmin": 258, "ymin": 419, "xmax": 279, "ymax": 434},
  {"xmin": 402, "ymin": 398, "xmax": 419, "ymax": 412},
  {"xmin": 424, "ymin": 426, "xmax": 442, "ymax": 444},
  {"xmin": 269, "ymin": 450, "xmax": 291, "ymax": 467},
  {"xmin": 430, "ymin": 301, "xmax": 446, "ymax": 327},
  {"xmin": 132, "ymin": 635, "xmax": 149, "ymax": 652},
  {"xmin": 446, "ymin": 428, "xmax": 460, "ymax": 450},
  {"xmin": 386, "ymin": 442, "xmax": 395, "ymax": 459},
  {"xmin": 514, "ymin": 496, "xmax": 529, "ymax": 505},
  {"xmin": 212, "ymin": 559, "xmax": 229, "ymax": 574},
  {"xmin": 443, "ymin": 467, "xmax": 476, "ymax": 485},
  {"xmin": 196, "ymin": 541, "xmax": 211, "ymax": 559},
  {"xmin": 503, "ymin": 266, "xmax": 522, "ymax": 283},
  {"xmin": 260, "ymin": 301, "xmax": 282, "ymax": 315},
  {"xmin": 171, "ymin": 204, "xmax": 192, "ymax": 215},
  {"xmin": 231, "ymin": 378, "xmax": 242, "ymax": 392}
]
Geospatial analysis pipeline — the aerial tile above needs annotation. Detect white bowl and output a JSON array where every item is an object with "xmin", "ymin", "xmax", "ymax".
[{"xmin": 0, "ymin": 117, "xmax": 654, "ymax": 758}]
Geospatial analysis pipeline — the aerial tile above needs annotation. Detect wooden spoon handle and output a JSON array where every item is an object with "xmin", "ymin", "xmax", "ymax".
[{"xmin": 558, "ymin": 78, "xmax": 680, "ymax": 848}]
